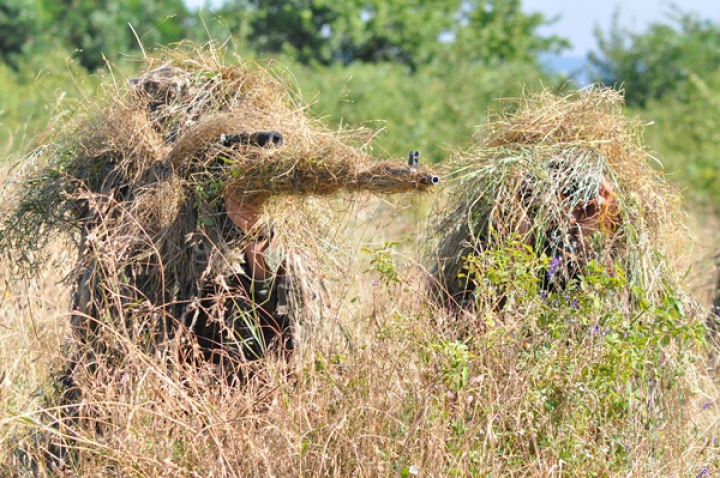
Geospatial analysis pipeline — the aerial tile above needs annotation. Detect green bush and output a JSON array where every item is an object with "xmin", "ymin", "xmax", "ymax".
[
  {"xmin": 639, "ymin": 71, "xmax": 720, "ymax": 210},
  {"xmin": 433, "ymin": 241, "xmax": 705, "ymax": 474},
  {"xmin": 290, "ymin": 60, "xmax": 552, "ymax": 163},
  {"xmin": 0, "ymin": 49, "xmax": 95, "ymax": 157}
]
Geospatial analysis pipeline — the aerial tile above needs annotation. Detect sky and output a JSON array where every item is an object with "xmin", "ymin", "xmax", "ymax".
[
  {"xmin": 184, "ymin": 0, "xmax": 720, "ymax": 57},
  {"xmin": 523, "ymin": 0, "xmax": 720, "ymax": 56}
]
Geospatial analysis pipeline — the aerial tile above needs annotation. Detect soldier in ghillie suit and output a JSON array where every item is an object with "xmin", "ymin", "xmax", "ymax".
[
  {"xmin": 0, "ymin": 49, "xmax": 437, "ymax": 471},
  {"xmin": 0, "ymin": 47, "xmax": 438, "ymax": 394},
  {"xmin": 68, "ymin": 65, "xmax": 295, "ymax": 376},
  {"xmin": 429, "ymin": 88, "xmax": 682, "ymax": 317},
  {"xmin": 433, "ymin": 159, "xmax": 620, "ymax": 312}
]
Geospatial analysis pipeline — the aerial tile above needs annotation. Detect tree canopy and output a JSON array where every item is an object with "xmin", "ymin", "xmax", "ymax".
[
  {"xmin": 0, "ymin": 0, "xmax": 190, "ymax": 71},
  {"xmin": 0, "ymin": 0, "xmax": 567, "ymax": 72},
  {"xmin": 0, "ymin": 0, "xmax": 44, "ymax": 66},
  {"xmin": 217, "ymin": 0, "xmax": 568, "ymax": 69},
  {"xmin": 589, "ymin": 9, "xmax": 720, "ymax": 106}
]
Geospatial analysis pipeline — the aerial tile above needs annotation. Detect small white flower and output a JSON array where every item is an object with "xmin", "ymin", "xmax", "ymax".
[{"xmin": 408, "ymin": 465, "xmax": 419, "ymax": 475}]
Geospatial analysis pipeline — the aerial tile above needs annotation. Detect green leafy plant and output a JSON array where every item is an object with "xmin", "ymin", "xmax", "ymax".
[
  {"xmin": 432, "ymin": 340, "xmax": 473, "ymax": 392},
  {"xmin": 362, "ymin": 241, "xmax": 401, "ymax": 287}
]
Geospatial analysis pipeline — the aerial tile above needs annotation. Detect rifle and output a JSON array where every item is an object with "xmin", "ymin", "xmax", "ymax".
[{"xmin": 210, "ymin": 129, "xmax": 440, "ymax": 204}]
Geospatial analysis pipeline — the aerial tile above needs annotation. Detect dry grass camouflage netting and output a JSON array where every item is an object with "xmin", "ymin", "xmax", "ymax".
[
  {"xmin": 430, "ymin": 86, "xmax": 691, "ymax": 313},
  {"xmin": 0, "ymin": 43, "xmax": 437, "ymax": 383}
]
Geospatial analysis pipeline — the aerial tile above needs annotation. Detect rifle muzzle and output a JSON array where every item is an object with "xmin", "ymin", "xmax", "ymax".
[{"xmin": 420, "ymin": 174, "xmax": 441, "ymax": 186}]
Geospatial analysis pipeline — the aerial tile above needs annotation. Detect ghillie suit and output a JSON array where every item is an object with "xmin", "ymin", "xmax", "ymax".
[
  {"xmin": 430, "ymin": 87, "xmax": 687, "ymax": 314},
  {"xmin": 2, "ymin": 49, "xmax": 436, "ymax": 366},
  {"xmin": 68, "ymin": 64, "xmax": 297, "ymax": 374},
  {"xmin": 0, "ymin": 44, "xmax": 437, "ymax": 470}
]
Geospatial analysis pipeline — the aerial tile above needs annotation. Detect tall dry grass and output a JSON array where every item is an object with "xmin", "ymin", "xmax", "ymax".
[{"xmin": 0, "ymin": 192, "xmax": 719, "ymax": 477}]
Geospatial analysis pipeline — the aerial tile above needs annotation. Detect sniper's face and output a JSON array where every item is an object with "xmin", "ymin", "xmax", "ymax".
[
  {"xmin": 513, "ymin": 169, "xmax": 620, "ymax": 242},
  {"xmin": 568, "ymin": 176, "xmax": 619, "ymax": 237},
  {"xmin": 223, "ymin": 195, "xmax": 262, "ymax": 232}
]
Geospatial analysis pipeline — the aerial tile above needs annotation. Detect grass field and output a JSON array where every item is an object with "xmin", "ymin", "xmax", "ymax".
[{"xmin": 1, "ymin": 188, "xmax": 719, "ymax": 476}]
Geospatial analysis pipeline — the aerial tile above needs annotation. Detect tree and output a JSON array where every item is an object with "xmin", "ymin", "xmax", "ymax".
[
  {"xmin": 451, "ymin": 0, "xmax": 568, "ymax": 65},
  {"xmin": 589, "ymin": 9, "xmax": 720, "ymax": 107},
  {"xmin": 218, "ymin": 0, "xmax": 567, "ymax": 69},
  {"xmin": 38, "ymin": 0, "xmax": 190, "ymax": 71},
  {"xmin": 0, "ymin": 0, "xmax": 44, "ymax": 66}
]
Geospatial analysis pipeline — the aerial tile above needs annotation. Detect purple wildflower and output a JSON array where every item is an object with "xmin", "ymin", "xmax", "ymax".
[
  {"xmin": 540, "ymin": 290, "xmax": 548, "ymax": 301},
  {"xmin": 546, "ymin": 256, "xmax": 562, "ymax": 281},
  {"xmin": 703, "ymin": 401, "xmax": 711, "ymax": 410},
  {"xmin": 372, "ymin": 280, "xmax": 379, "ymax": 287},
  {"xmin": 570, "ymin": 298, "xmax": 578, "ymax": 309},
  {"xmin": 591, "ymin": 324, "xmax": 600, "ymax": 335},
  {"xmin": 696, "ymin": 466, "xmax": 710, "ymax": 478}
]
